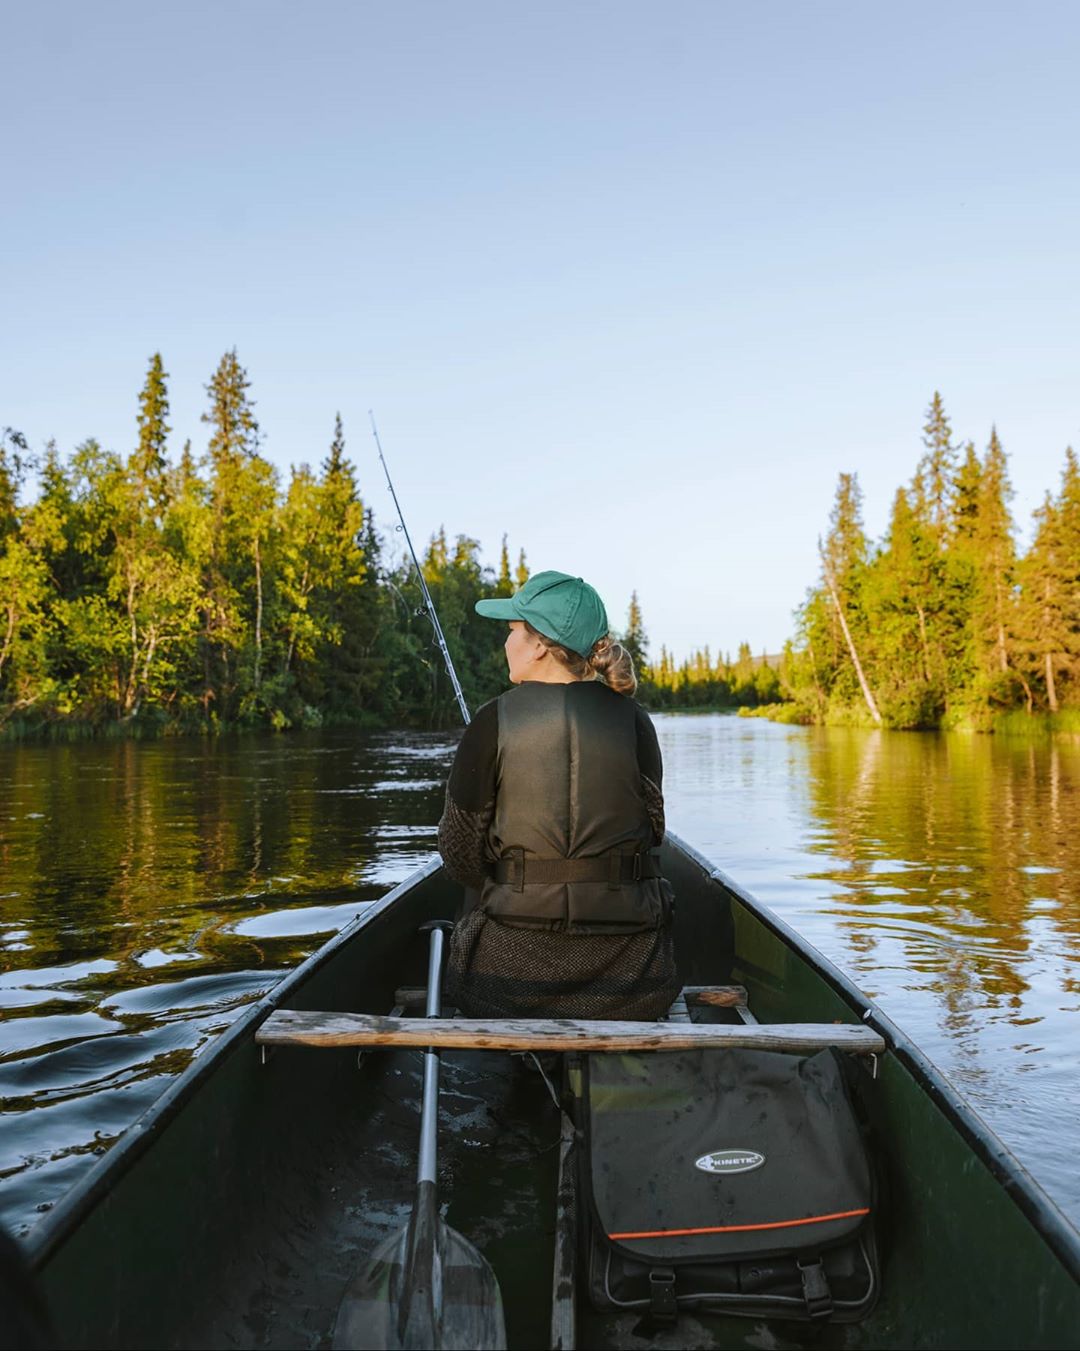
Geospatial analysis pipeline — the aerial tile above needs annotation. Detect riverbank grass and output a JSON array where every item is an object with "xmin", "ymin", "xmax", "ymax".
[
  {"xmin": 737, "ymin": 704, "xmax": 813, "ymax": 725},
  {"xmin": 742, "ymin": 702, "xmax": 1080, "ymax": 738},
  {"xmin": 993, "ymin": 709, "xmax": 1080, "ymax": 739}
]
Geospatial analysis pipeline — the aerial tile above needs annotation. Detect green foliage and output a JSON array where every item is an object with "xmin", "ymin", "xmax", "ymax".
[
  {"xmin": 639, "ymin": 632, "xmax": 784, "ymax": 712},
  {"xmin": 1012, "ymin": 450, "xmax": 1080, "ymax": 714},
  {"xmin": 914, "ymin": 390, "xmax": 958, "ymax": 534},
  {"xmin": 783, "ymin": 396, "xmax": 1080, "ymax": 731},
  {"xmin": 993, "ymin": 708, "xmax": 1080, "ymax": 739},
  {"xmin": 496, "ymin": 535, "xmax": 513, "ymax": 596},
  {"xmin": 0, "ymin": 356, "xmax": 540, "ymax": 735},
  {"xmin": 134, "ymin": 353, "xmax": 171, "ymax": 520},
  {"xmin": 25, "ymin": 368, "xmax": 1079, "ymax": 740},
  {"xmin": 622, "ymin": 591, "xmax": 648, "ymax": 678}
]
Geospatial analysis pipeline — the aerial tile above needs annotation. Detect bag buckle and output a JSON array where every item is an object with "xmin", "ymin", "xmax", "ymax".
[
  {"xmin": 511, "ymin": 848, "xmax": 525, "ymax": 893},
  {"xmin": 647, "ymin": 1267, "xmax": 677, "ymax": 1324},
  {"xmin": 632, "ymin": 851, "xmax": 643, "ymax": 881},
  {"xmin": 797, "ymin": 1257, "xmax": 833, "ymax": 1319}
]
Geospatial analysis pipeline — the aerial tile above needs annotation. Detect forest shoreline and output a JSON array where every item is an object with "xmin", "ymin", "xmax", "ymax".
[
  {"xmin": 0, "ymin": 352, "xmax": 782, "ymax": 738},
  {"xmin": 749, "ymin": 702, "xmax": 1080, "ymax": 739},
  {"xmin": 0, "ymin": 700, "xmax": 753, "ymax": 744},
  {"xmin": 6, "ymin": 702, "xmax": 1079, "ymax": 746},
  {"xmin": 5, "ymin": 368, "xmax": 1076, "ymax": 740}
]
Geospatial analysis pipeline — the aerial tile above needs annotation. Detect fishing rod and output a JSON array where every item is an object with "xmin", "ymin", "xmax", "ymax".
[{"xmin": 370, "ymin": 411, "xmax": 471, "ymax": 726}]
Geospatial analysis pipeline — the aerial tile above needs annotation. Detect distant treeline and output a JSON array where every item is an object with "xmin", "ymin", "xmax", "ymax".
[
  {"xmin": 775, "ymin": 393, "xmax": 1080, "ymax": 730},
  {"xmin": 630, "ymin": 588, "xmax": 782, "ymax": 710},
  {"xmin": 0, "ymin": 351, "xmax": 778, "ymax": 737}
]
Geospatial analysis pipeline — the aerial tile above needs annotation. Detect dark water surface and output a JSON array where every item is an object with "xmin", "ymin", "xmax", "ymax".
[{"xmin": 1, "ymin": 717, "xmax": 1078, "ymax": 1237}]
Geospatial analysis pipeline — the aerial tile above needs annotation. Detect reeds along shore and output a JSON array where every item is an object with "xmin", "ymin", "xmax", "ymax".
[{"xmin": 2, "ymin": 366, "xmax": 1075, "ymax": 739}]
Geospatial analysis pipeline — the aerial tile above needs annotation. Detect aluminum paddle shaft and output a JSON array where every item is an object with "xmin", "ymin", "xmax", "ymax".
[
  {"xmin": 332, "ymin": 919, "xmax": 506, "ymax": 1350},
  {"xmin": 417, "ymin": 921, "xmax": 450, "ymax": 1186},
  {"xmin": 370, "ymin": 413, "xmax": 471, "ymax": 727}
]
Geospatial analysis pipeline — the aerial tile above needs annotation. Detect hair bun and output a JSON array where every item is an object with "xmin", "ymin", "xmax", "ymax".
[
  {"xmin": 588, "ymin": 636, "xmax": 637, "ymax": 696},
  {"xmin": 524, "ymin": 623, "xmax": 638, "ymax": 696}
]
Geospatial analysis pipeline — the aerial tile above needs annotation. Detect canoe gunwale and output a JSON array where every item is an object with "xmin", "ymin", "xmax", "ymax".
[
  {"xmin": 674, "ymin": 834, "xmax": 1080, "ymax": 1285},
  {"xmin": 21, "ymin": 857, "xmax": 443, "ymax": 1269},
  {"xmin": 21, "ymin": 833, "xmax": 1080, "ymax": 1298}
]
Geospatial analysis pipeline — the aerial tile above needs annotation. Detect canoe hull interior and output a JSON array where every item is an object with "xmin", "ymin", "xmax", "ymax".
[{"xmin": 25, "ymin": 839, "xmax": 1080, "ymax": 1350}]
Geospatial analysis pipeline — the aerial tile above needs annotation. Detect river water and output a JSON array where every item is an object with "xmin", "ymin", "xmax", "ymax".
[{"xmin": 0, "ymin": 716, "xmax": 1077, "ymax": 1238}]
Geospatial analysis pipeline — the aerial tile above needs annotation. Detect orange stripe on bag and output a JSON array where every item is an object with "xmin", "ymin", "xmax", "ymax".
[{"xmin": 609, "ymin": 1206, "xmax": 870, "ymax": 1241}]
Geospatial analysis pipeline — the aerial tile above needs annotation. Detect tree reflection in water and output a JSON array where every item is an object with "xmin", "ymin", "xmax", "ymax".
[
  {"xmin": 0, "ymin": 730, "xmax": 453, "ymax": 1235},
  {"xmin": 657, "ymin": 715, "xmax": 1080, "ymax": 1228},
  {"xmin": 0, "ymin": 720, "xmax": 1078, "ymax": 1235}
]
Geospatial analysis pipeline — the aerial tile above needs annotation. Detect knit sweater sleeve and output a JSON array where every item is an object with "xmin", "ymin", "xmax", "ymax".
[
  {"xmin": 438, "ymin": 698, "xmax": 498, "ymax": 888},
  {"xmin": 635, "ymin": 703, "xmax": 665, "ymax": 846}
]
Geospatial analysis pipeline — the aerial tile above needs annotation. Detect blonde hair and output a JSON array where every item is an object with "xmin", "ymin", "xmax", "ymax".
[{"xmin": 525, "ymin": 623, "xmax": 638, "ymax": 696}]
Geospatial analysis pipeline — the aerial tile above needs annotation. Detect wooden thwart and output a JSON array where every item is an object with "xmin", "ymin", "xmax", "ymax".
[{"xmin": 256, "ymin": 1010, "xmax": 885, "ymax": 1055}]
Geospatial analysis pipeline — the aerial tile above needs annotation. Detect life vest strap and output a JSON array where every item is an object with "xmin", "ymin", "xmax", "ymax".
[{"xmin": 489, "ymin": 848, "xmax": 662, "ymax": 890}]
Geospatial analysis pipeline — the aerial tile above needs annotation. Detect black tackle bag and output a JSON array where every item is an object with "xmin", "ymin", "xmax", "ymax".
[{"xmin": 577, "ymin": 1047, "xmax": 879, "ymax": 1324}]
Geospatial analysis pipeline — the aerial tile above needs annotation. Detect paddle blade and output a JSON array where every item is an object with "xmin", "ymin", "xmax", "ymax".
[{"xmin": 332, "ymin": 1215, "xmax": 506, "ymax": 1351}]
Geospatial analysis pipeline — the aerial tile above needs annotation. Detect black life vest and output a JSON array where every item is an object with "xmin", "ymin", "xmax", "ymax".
[{"xmin": 480, "ymin": 681, "xmax": 667, "ymax": 932}]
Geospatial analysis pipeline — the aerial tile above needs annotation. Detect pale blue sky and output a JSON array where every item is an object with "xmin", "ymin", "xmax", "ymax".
[{"xmin": 4, "ymin": 2, "xmax": 1079, "ymax": 657}]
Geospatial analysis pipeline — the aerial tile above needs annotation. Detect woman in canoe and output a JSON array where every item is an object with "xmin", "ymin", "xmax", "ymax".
[{"xmin": 438, "ymin": 570, "xmax": 679, "ymax": 1020}]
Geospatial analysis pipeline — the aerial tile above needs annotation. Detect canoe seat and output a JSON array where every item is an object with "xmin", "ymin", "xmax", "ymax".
[
  {"xmin": 396, "ymin": 983, "xmax": 758, "ymax": 1025},
  {"xmin": 683, "ymin": 984, "xmax": 749, "ymax": 1008},
  {"xmin": 668, "ymin": 984, "xmax": 759, "ymax": 1026},
  {"xmin": 255, "ymin": 1010, "xmax": 885, "ymax": 1055}
]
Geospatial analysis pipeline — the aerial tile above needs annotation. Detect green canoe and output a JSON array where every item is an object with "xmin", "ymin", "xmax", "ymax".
[{"xmin": 23, "ymin": 834, "xmax": 1080, "ymax": 1349}]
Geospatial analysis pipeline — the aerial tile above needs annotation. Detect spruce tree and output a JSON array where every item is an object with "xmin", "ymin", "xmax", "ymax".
[
  {"xmin": 104, "ymin": 355, "xmax": 200, "ymax": 718},
  {"xmin": 424, "ymin": 527, "xmax": 449, "ymax": 579},
  {"xmin": 733, "ymin": 642, "xmax": 756, "ymax": 704},
  {"xmin": 872, "ymin": 486, "xmax": 939, "ymax": 717},
  {"xmin": 914, "ymin": 391, "xmax": 958, "ymax": 534},
  {"xmin": 133, "ymin": 353, "xmax": 171, "ymax": 520},
  {"xmin": 951, "ymin": 441, "xmax": 982, "ymax": 546},
  {"xmin": 943, "ymin": 440, "xmax": 984, "ymax": 709},
  {"xmin": 974, "ymin": 427, "xmax": 1017, "ymax": 681},
  {"xmin": 0, "ymin": 430, "xmax": 57, "ymax": 710},
  {"xmin": 622, "ymin": 591, "xmax": 649, "ymax": 680},
  {"xmin": 313, "ymin": 424, "xmax": 385, "ymax": 721},
  {"xmin": 822, "ymin": 472, "xmax": 868, "ymax": 595},
  {"xmin": 161, "ymin": 439, "xmax": 211, "ymax": 720},
  {"xmin": 496, "ymin": 535, "xmax": 513, "ymax": 596},
  {"xmin": 324, "ymin": 412, "xmax": 346, "ymax": 477},
  {"xmin": 819, "ymin": 472, "xmax": 880, "ymax": 723},
  {"xmin": 1013, "ymin": 450, "xmax": 1079, "ymax": 712},
  {"xmin": 277, "ymin": 422, "xmax": 370, "ymax": 721},
  {"xmin": 203, "ymin": 348, "xmax": 260, "ymax": 483},
  {"xmin": 0, "ymin": 428, "xmax": 28, "ymax": 538},
  {"xmin": 1019, "ymin": 495, "xmax": 1066, "ymax": 710},
  {"xmin": 176, "ymin": 439, "xmax": 197, "ymax": 486},
  {"xmin": 199, "ymin": 350, "xmax": 275, "ymax": 715}
]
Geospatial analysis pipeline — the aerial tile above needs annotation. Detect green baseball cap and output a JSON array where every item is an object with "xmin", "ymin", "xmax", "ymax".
[{"xmin": 475, "ymin": 571, "xmax": 609, "ymax": 656}]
